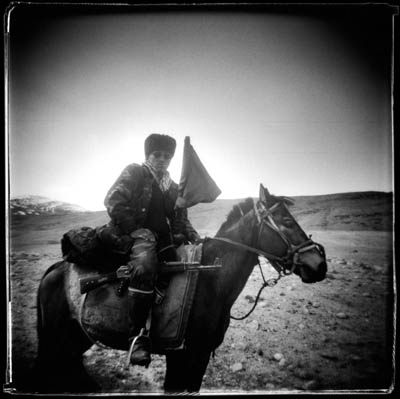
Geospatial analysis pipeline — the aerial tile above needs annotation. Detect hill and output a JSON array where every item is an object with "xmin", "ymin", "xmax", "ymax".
[
  {"xmin": 10, "ymin": 195, "xmax": 87, "ymax": 216},
  {"xmin": 188, "ymin": 191, "xmax": 393, "ymax": 236},
  {"xmin": 287, "ymin": 191, "xmax": 393, "ymax": 232}
]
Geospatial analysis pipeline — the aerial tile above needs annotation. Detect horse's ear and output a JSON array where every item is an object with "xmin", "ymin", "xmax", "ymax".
[{"xmin": 259, "ymin": 184, "xmax": 268, "ymax": 203}]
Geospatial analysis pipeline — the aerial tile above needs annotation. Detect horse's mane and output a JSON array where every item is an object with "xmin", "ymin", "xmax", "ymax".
[
  {"xmin": 215, "ymin": 194, "xmax": 295, "ymax": 235},
  {"xmin": 217, "ymin": 197, "xmax": 255, "ymax": 234}
]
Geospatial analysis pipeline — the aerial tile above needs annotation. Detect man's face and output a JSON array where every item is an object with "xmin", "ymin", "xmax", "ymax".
[{"xmin": 147, "ymin": 151, "xmax": 173, "ymax": 174}]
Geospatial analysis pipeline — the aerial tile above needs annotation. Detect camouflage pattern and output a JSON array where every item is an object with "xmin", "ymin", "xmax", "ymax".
[{"xmin": 104, "ymin": 163, "xmax": 199, "ymax": 242}]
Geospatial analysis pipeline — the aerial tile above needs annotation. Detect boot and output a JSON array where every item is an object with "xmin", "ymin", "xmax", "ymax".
[{"xmin": 126, "ymin": 288, "xmax": 154, "ymax": 367}]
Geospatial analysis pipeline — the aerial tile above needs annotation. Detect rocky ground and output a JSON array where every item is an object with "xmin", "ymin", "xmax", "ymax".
[{"xmin": 5, "ymin": 228, "xmax": 394, "ymax": 395}]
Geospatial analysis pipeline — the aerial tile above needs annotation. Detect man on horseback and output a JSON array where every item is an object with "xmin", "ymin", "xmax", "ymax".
[{"xmin": 98, "ymin": 133, "xmax": 200, "ymax": 367}]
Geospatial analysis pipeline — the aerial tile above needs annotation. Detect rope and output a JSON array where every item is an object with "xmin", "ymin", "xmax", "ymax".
[
  {"xmin": 230, "ymin": 260, "xmax": 281, "ymax": 320},
  {"xmin": 210, "ymin": 236, "xmax": 285, "ymax": 274}
]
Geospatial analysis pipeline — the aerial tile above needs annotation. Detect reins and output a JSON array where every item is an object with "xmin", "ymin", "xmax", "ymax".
[
  {"xmin": 209, "ymin": 198, "xmax": 324, "ymax": 320},
  {"xmin": 208, "ymin": 236, "xmax": 288, "ymax": 274},
  {"xmin": 229, "ymin": 259, "xmax": 283, "ymax": 320},
  {"xmin": 210, "ymin": 237, "xmax": 291, "ymax": 321}
]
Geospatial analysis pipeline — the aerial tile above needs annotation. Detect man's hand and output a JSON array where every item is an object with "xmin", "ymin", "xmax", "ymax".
[
  {"xmin": 175, "ymin": 196, "xmax": 187, "ymax": 209},
  {"xmin": 173, "ymin": 233, "xmax": 186, "ymax": 246},
  {"xmin": 188, "ymin": 232, "xmax": 201, "ymax": 244}
]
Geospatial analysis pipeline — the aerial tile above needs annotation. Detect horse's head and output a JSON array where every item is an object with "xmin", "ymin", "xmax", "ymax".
[{"xmin": 255, "ymin": 184, "xmax": 327, "ymax": 283}]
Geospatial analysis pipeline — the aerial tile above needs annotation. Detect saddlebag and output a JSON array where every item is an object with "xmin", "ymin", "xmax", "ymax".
[{"xmin": 61, "ymin": 226, "xmax": 128, "ymax": 270}]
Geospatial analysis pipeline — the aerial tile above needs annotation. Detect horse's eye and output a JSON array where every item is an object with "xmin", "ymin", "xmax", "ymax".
[{"xmin": 282, "ymin": 217, "xmax": 294, "ymax": 228}]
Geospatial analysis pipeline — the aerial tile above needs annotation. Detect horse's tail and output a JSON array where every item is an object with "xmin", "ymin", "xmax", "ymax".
[
  {"xmin": 36, "ymin": 282, "xmax": 44, "ymax": 374},
  {"xmin": 36, "ymin": 284, "xmax": 43, "ymax": 338}
]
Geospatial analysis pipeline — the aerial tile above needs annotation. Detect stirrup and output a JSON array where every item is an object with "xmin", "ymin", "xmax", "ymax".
[{"xmin": 126, "ymin": 329, "xmax": 151, "ymax": 368}]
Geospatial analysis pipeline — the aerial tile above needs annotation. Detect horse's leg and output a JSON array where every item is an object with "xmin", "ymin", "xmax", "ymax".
[
  {"xmin": 164, "ymin": 349, "xmax": 211, "ymax": 393},
  {"xmin": 164, "ymin": 351, "xmax": 188, "ymax": 393},
  {"xmin": 37, "ymin": 308, "xmax": 97, "ymax": 392},
  {"xmin": 184, "ymin": 349, "xmax": 211, "ymax": 392},
  {"xmin": 36, "ymin": 268, "xmax": 98, "ymax": 393},
  {"xmin": 61, "ymin": 320, "xmax": 99, "ymax": 392}
]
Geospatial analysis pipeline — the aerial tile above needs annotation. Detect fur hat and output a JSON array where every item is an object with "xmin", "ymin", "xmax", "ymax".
[{"xmin": 144, "ymin": 134, "xmax": 176, "ymax": 158}]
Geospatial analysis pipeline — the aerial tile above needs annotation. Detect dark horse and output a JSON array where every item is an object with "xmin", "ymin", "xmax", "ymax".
[{"xmin": 35, "ymin": 185, "xmax": 327, "ymax": 393}]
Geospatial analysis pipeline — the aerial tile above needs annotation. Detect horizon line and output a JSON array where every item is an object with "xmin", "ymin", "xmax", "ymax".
[{"xmin": 9, "ymin": 189, "xmax": 393, "ymax": 212}]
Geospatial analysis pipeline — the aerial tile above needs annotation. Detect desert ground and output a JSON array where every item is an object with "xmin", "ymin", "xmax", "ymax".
[{"xmin": 5, "ymin": 192, "xmax": 394, "ymax": 394}]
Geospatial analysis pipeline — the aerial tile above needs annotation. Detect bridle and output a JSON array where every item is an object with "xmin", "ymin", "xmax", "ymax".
[
  {"xmin": 212, "ymin": 198, "xmax": 325, "ymax": 276},
  {"xmin": 210, "ymin": 198, "xmax": 326, "ymax": 320}
]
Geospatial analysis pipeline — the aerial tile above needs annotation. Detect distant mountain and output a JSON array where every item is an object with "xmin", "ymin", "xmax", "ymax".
[{"xmin": 10, "ymin": 195, "xmax": 87, "ymax": 216}]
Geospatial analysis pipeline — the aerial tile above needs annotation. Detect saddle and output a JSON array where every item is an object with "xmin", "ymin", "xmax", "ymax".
[{"xmin": 67, "ymin": 244, "xmax": 205, "ymax": 354}]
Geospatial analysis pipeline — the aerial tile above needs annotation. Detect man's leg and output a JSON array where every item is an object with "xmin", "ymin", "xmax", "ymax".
[{"xmin": 126, "ymin": 229, "xmax": 158, "ymax": 367}]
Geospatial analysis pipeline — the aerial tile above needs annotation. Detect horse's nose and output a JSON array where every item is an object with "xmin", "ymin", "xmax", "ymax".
[
  {"xmin": 315, "ymin": 260, "xmax": 327, "ymax": 281},
  {"xmin": 299, "ymin": 259, "xmax": 327, "ymax": 283}
]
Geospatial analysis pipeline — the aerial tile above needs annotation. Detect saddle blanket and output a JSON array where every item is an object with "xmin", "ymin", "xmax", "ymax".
[{"xmin": 66, "ymin": 244, "xmax": 202, "ymax": 354}]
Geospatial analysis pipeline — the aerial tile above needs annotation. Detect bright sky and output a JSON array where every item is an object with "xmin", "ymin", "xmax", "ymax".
[{"xmin": 7, "ymin": 5, "xmax": 393, "ymax": 210}]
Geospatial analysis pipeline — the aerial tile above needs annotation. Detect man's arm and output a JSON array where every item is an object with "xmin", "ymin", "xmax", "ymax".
[{"xmin": 104, "ymin": 164, "xmax": 141, "ymax": 234}]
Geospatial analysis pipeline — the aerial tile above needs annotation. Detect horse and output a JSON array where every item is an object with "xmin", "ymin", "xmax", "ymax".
[{"xmin": 35, "ymin": 184, "xmax": 327, "ymax": 393}]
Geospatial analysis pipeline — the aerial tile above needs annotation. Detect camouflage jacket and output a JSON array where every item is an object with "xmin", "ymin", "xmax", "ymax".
[{"xmin": 104, "ymin": 163, "xmax": 199, "ymax": 241}]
